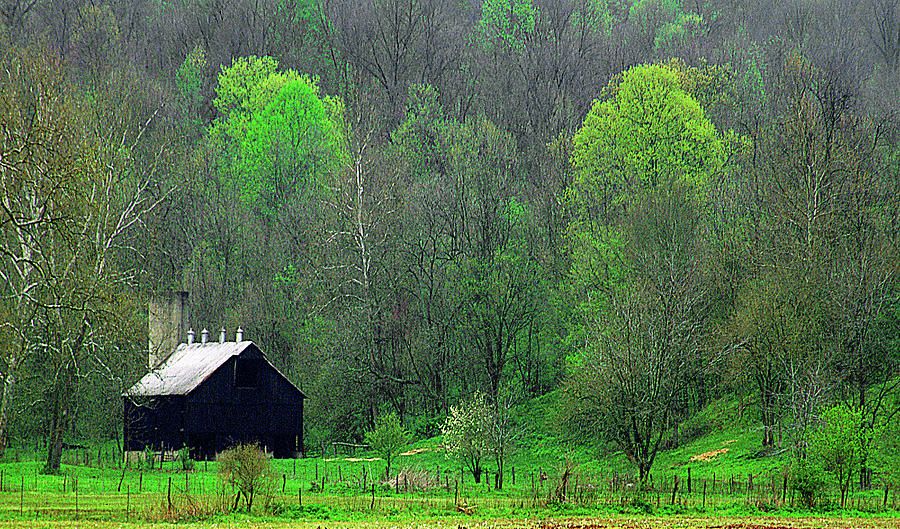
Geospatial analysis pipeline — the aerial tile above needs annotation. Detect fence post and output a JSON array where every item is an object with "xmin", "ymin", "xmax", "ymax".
[
  {"xmin": 703, "ymin": 481, "xmax": 707, "ymax": 508},
  {"xmin": 687, "ymin": 467, "xmax": 692, "ymax": 494},
  {"xmin": 671, "ymin": 475, "xmax": 678, "ymax": 505},
  {"xmin": 20, "ymin": 475, "xmax": 24, "ymax": 515},
  {"xmin": 127, "ymin": 485, "xmax": 130, "ymax": 522}
]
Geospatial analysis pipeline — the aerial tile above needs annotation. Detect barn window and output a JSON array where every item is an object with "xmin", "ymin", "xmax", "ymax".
[{"xmin": 235, "ymin": 358, "xmax": 261, "ymax": 388}]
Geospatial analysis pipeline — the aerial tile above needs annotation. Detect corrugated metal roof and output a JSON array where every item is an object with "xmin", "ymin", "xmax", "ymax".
[{"xmin": 125, "ymin": 340, "xmax": 253, "ymax": 396}]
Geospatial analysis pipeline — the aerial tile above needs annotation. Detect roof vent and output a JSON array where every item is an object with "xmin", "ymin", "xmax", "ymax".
[
  {"xmin": 201, "ymin": 328, "xmax": 208, "ymax": 344},
  {"xmin": 236, "ymin": 327, "xmax": 243, "ymax": 341},
  {"xmin": 187, "ymin": 328, "xmax": 195, "ymax": 345},
  {"xmin": 219, "ymin": 328, "xmax": 226, "ymax": 343}
]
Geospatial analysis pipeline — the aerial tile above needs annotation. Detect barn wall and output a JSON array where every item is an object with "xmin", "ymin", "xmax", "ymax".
[
  {"xmin": 123, "ymin": 395, "xmax": 187, "ymax": 452},
  {"xmin": 125, "ymin": 344, "xmax": 304, "ymax": 459}
]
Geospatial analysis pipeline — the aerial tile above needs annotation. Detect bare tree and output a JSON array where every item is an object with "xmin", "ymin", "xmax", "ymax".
[{"xmin": 0, "ymin": 44, "xmax": 170, "ymax": 470}]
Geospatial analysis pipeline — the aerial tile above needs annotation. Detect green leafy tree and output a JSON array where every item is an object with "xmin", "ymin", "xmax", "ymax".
[
  {"xmin": 210, "ymin": 56, "xmax": 347, "ymax": 216},
  {"xmin": 364, "ymin": 411, "xmax": 411, "ymax": 479},
  {"xmin": 478, "ymin": 0, "xmax": 537, "ymax": 53},
  {"xmin": 235, "ymin": 76, "xmax": 347, "ymax": 215},
  {"xmin": 568, "ymin": 62, "xmax": 727, "ymax": 349},
  {"xmin": 441, "ymin": 392, "xmax": 495, "ymax": 483},
  {"xmin": 563, "ymin": 63, "xmax": 728, "ymax": 486},
  {"xmin": 810, "ymin": 404, "xmax": 881, "ymax": 508},
  {"xmin": 174, "ymin": 44, "xmax": 208, "ymax": 135},
  {"xmin": 571, "ymin": 62, "xmax": 725, "ymax": 206}
]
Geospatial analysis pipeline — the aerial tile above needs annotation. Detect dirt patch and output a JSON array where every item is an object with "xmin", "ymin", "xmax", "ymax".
[
  {"xmin": 400, "ymin": 447, "xmax": 431, "ymax": 456},
  {"xmin": 690, "ymin": 448, "xmax": 728, "ymax": 462},
  {"xmin": 324, "ymin": 457, "xmax": 381, "ymax": 462},
  {"xmin": 722, "ymin": 439, "xmax": 737, "ymax": 445}
]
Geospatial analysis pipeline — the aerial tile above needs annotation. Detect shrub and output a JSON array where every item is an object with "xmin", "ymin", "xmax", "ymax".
[
  {"xmin": 178, "ymin": 445, "xmax": 195, "ymax": 471},
  {"xmin": 142, "ymin": 445, "xmax": 155, "ymax": 471},
  {"xmin": 790, "ymin": 459, "xmax": 828, "ymax": 508},
  {"xmin": 364, "ymin": 411, "xmax": 410, "ymax": 479},
  {"xmin": 218, "ymin": 443, "xmax": 276, "ymax": 512}
]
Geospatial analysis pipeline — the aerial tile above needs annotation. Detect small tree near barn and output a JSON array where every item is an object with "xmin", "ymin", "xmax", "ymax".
[
  {"xmin": 364, "ymin": 411, "xmax": 410, "ymax": 479},
  {"xmin": 218, "ymin": 443, "xmax": 276, "ymax": 512},
  {"xmin": 442, "ymin": 392, "xmax": 494, "ymax": 483}
]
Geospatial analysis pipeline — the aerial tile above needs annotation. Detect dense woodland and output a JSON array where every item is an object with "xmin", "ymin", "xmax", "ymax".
[{"xmin": 0, "ymin": 0, "xmax": 899, "ymax": 478}]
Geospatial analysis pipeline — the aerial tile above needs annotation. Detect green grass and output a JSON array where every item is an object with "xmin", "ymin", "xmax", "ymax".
[{"xmin": 0, "ymin": 391, "xmax": 895, "ymax": 524}]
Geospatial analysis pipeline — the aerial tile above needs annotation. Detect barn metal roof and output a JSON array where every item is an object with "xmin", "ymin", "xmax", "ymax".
[{"xmin": 124, "ymin": 340, "xmax": 303, "ymax": 397}]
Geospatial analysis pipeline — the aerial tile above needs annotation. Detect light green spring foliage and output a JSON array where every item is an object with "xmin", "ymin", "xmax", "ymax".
[
  {"xmin": 478, "ymin": 0, "xmax": 537, "ymax": 53},
  {"xmin": 571, "ymin": 62, "xmax": 725, "ymax": 204},
  {"xmin": 656, "ymin": 12, "xmax": 701, "ymax": 52},
  {"xmin": 811, "ymin": 404, "xmax": 882, "ymax": 501},
  {"xmin": 211, "ymin": 56, "xmax": 348, "ymax": 215},
  {"xmin": 566, "ymin": 62, "xmax": 726, "ymax": 364},
  {"xmin": 176, "ymin": 45, "xmax": 207, "ymax": 108},
  {"xmin": 237, "ymin": 78, "xmax": 347, "ymax": 213},
  {"xmin": 212, "ymin": 55, "xmax": 281, "ymax": 140},
  {"xmin": 364, "ymin": 411, "xmax": 411, "ymax": 477}
]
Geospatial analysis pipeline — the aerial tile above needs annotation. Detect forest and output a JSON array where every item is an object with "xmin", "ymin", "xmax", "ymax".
[{"xmin": 0, "ymin": 0, "xmax": 898, "ymax": 481}]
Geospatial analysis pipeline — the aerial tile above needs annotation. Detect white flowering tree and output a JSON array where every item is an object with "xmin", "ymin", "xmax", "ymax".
[{"xmin": 441, "ymin": 392, "xmax": 495, "ymax": 483}]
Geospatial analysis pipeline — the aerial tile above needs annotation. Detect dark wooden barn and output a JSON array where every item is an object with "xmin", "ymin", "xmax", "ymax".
[{"xmin": 124, "ymin": 334, "xmax": 305, "ymax": 460}]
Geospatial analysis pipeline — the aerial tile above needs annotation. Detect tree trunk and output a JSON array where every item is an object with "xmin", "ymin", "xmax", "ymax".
[
  {"xmin": 639, "ymin": 462, "xmax": 650, "ymax": 487},
  {"xmin": 45, "ymin": 366, "xmax": 75, "ymax": 473},
  {"xmin": 45, "ymin": 394, "xmax": 66, "ymax": 473},
  {"xmin": 0, "ymin": 356, "xmax": 19, "ymax": 459}
]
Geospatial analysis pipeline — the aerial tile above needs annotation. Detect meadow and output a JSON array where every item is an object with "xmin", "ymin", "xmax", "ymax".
[
  {"xmin": 0, "ymin": 394, "xmax": 894, "ymax": 527},
  {"xmin": 0, "ymin": 430, "xmax": 897, "ymax": 529}
]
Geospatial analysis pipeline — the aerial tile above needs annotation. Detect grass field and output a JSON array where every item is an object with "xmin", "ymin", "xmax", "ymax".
[
  {"xmin": 0, "ymin": 439, "xmax": 895, "ymax": 526},
  {"xmin": 0, "ymin": 392, "xmax": 895, "ymax": 526}
]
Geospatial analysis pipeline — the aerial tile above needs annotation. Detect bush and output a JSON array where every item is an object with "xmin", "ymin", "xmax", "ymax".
[
  {"xmin": 790, "ymin": 459, "xmax": 828, "ymax": 508},
  {"xmin": 178, "ymin": 445, "xmax": 195, "ymax": 471},
  {"xmin": 142, "ymin": 445, "xmax": 155, "ymax": 471},
  {"xmin": 218, "ymin": 443, "xmax": 276, "ymax": 512},
  {"xmin": 364, "ymin": 412, "xmax": 410, "ymax": 479}
]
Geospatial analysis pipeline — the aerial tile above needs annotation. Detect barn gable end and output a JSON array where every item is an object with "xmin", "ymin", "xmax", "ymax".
[{"xmin": 124, "ymin": 335, "xmax": 305, "ymax": 460}]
